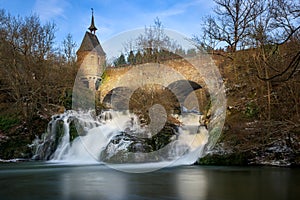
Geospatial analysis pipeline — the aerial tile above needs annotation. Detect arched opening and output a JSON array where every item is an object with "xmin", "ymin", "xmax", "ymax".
[
  {"xmin": 128, "ymin": 84, "xmax": 180, "ymax": 124},
  {"xmin": 102, "ymin": 87, "xmax": 133, "ymax": 110},
  {"xmin": 167, "ymin": 80, "xmax": 202, "ymax": 105}
]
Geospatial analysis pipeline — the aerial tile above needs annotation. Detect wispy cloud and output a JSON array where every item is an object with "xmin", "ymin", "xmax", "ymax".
[
  {"xmin": 150, "ymin": 0, "xmax": 210, "ymax": 18},
  {"xmin": 159, "ymin": 0, "xmax": 202, "ymax": 17},
  {"xmin": 33, "ymin": 0, "xmax": 69, "ymax": 22},
  {"xmin": 1, "ymin": 0, "xmax": 214, "ymax": 48}
]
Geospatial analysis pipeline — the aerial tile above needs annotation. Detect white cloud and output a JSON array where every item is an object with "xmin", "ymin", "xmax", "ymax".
[
  {"xmin": 154, "ymin": 0, "xmax": 212, "ymax": 18},
  {"xmin": 33, "ymin": 0, "xmax": 69, "ymax": 22}
]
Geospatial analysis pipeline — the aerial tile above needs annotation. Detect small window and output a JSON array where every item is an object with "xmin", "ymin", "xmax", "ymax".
[{"xmin": 91, "ymin": 55, "xmax": 94, "ymax": 63}]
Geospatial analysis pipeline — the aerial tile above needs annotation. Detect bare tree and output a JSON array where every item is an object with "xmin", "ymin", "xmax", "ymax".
[
  {"xmin": 200, "ymin": 0, "xmax": 264, "ymax": 52},
  {"xmin": 269, "ymin": 0, "xmax": 300, "ymax": 44},
  {"xmin": 2, "ymin": 17, "xmax": 53, "ymax": 118},
  {"xmin": 255, "ymin": 0, "xmax": 300, "ymax": 82},
  {"xmin": 0, "ymin": 9, "xmax": 75, "ymax": 122},
  {"xmin": 62, "ymin": 33, "xmax": 77, "ymax": 64},
  {"xmin": 120, "ymin": 18, "xmax": 182, "ymax": 64}
]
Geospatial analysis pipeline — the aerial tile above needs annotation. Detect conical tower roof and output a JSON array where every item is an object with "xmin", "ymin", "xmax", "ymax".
[
  {"xmin": 76, "ymin": 8, "xmax": 106, "ymax": 56},
  {"xmin": 77, "ymin": 31, "xmax": 106, "ymax": 56},
  {"xmin": 88, "ymin": 9, "xmax": 97, "ymax": 34}
]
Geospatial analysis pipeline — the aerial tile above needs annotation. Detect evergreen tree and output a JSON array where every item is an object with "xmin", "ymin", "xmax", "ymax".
[
  {"xmin": 127, "ymin": 50, "xmax": 135, "ymax": 65},
  {"xmin": 114, "ymin": 54, "xmax": 127, "ymax": 67},
  {"xmin": 135, "ymin": 50, "xmax": 143, "ymax": 64},
  {"xmin": 186, "ymin": 48, "xmax": 197, "ymax": 57}
]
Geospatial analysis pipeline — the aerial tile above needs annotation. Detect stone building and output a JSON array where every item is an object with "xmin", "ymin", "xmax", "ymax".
[{"xmin": 76, "ymin": 10, "xmax": 106, "ymax": 90}]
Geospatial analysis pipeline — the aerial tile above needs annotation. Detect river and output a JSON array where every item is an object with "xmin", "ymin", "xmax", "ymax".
[{"xmin": 0, "ymin": 162, "xmax": 299, "ymax": 200}]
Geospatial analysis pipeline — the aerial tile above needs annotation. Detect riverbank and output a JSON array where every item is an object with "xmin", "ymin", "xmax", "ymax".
[
  {"xmin": 197, "ymin": 118, "xmax": 300, "ymax": 167},
  {"xmin": 1, "ymin": 113, "xmax": 300, "ymax": 167},
  {"xmin": 1, "ymin": 107, "xmax": 299, "ymax": 167}
]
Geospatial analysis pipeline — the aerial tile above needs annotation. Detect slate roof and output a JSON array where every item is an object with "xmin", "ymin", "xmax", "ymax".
[{"xmin": 77, "ymin": 31, "xmax": 106, "ymax": 56}]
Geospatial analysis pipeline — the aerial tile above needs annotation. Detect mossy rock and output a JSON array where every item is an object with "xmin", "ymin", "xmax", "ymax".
[
  {"xmin": 0, "ymin": 120, "xmax": 33, "ymax": 159},
  {"xmin": 99, "ymin": 132, "xmax": 154, "ymax": 163},
  {"xmin": 100, "ymin": 123, "xmax": 178, "ymax": 163},
  {"xmin": 197, "ymin": 151, "xmax": 251, "ymax": 166},
  {"xmin": 0, "ymin": 136, "xmax": 32, "ymax": 159},
  {"xmin": 148, "ymin": 122, "xmax": 178, "ymax": 151},
  {"xmin": 69, "ymin": 120, "xmax": 81, "ymax": 142}
]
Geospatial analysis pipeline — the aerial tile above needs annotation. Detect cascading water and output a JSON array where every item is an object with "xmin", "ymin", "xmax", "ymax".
[{"xmin": 33, "ymin": 108, "xmax": 209, "ymax": 168}]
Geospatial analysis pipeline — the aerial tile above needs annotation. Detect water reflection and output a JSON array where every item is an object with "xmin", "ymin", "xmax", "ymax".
[
  {"xmin": 0, "ymin": 163, "xmax": 299, "ymax": 200},
  {"xmin": 176, "ymin": 168, "xmax": 207, "ymax": 200},
  {"xmin": 59, "ymin": 165, "xmax": 209, "ymax": 199},
  {"xmin": 61, "ymin": 167, "xmax": 128, "ymax": 200}
]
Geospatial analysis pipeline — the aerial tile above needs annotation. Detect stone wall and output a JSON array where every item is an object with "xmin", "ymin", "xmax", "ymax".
[{"xmin": 99, "ymin": 57, "xmax": 213, "ymax": 113}]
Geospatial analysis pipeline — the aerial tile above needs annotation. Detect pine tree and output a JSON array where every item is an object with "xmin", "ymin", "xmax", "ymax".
[
  {"xmin": 127, "ymin": 50, "xmax": 135, "ymax": 65},
  {"xmin": 135, "ymin": 51, "xmax": 143, "ymax": 64},
  {"xmin": 114, "ymin": 54, "xmax": 127, "ymax": 67}
]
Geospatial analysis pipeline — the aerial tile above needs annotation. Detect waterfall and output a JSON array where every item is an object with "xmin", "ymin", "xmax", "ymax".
[{"xmin": 33, "ymin": 109, "xmax": 209, "ymax": 167}]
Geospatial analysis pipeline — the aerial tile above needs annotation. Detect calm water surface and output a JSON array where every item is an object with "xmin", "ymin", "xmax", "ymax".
[{"xmin": 0, "ymin": 162, "xmax": 299, "ymax": 200}]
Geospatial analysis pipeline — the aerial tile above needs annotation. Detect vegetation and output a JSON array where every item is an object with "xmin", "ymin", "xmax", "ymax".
[
  {"xmin": 194, "ymin": 0, "xmax": 300, "ymax": 165},
  {"xmin": 0, "ymin": 0, "xmax": 299, "ymax": 165},
  {"xmin": 112, "ymin": 18, "xmax": 197, "ymax": 67},
  {"xmin": 0, "ymin": 9, "xmax": 77, "ymax": 159}
]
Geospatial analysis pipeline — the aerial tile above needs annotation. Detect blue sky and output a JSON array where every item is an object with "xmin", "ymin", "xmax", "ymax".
[{"xmin": 1, "ymin": 0, "xmax": 214, "ymax": 58}]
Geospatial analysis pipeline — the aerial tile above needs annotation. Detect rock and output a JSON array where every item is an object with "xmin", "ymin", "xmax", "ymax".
[
  {"xmin": 196, "ymin": 151, "xmax": 251, "ymax": 166},
  {"xmin": 69, "ymin": 119, "xmax": 81, "ymax": 141},
  {"xmin": 99, "ymin": 122, "xmax": 179, "ymax": 163},
  {"xmin": 99, "ymin": 132, "xmax": 154, "ymax": 163},
  {"xmin": 148, "ymin": 122, "xmax": 178, "ymax": 151}
]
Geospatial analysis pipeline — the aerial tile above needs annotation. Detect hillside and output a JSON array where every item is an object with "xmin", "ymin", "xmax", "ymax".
[{"xmin": 198, "ymin": 45, "xmax": 300, "ymax": 166}]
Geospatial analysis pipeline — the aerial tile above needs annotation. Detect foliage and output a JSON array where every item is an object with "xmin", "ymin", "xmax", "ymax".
[
  {"xmin": 244, "ymin": 102, "xmax": 259, "ymax": 119},
  {"xmin": 127, "ymin": 50, "xmax": 135, "ymax": 65},
  {"xmin": 113, "ymin": 53, "xmax": 127, "ymax": 67},
  {"xmin": 0, "ymin": 116, "xmax": 20, "ymax": 132},
  {"xmin": 113, "ymin": 18, "xmax": 191, "ymax": 66}
]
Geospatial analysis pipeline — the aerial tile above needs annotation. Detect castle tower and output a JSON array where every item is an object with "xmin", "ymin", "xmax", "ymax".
[{"xmin": 76, "ymin": 9, "xmax": 106, "ymax": 90}]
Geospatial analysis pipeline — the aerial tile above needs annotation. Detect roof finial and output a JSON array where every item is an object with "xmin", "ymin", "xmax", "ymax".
[{"xmin": 88, "ymin": 8, "xmax": 97, "ymax": 34}]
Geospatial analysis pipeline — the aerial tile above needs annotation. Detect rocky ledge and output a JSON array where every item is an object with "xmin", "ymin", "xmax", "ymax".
[
  {"xmin": 197, "ymin": 120, "xmax": 300, "ymax": 167},
  {"xmin": 100, "ymin": 122, "xmax": 184, "ymax": 163}
]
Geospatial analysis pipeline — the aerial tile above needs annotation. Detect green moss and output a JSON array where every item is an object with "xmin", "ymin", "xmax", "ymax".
[
  {"xmin": 0, "ymin": 116, "xmax": 20, "ymax": 132},
  {"xmin": 197, "ymin": 152, "xmax": 250, "ymax": 166},
  {"xmin": 53, "ymin": 120, "xmax": 65, "ymax": 150},
  {"xmin": 101, "ymin": 71, "xmax": 109, "ymax": 84},
  {"xmin": 244, "ymin": 102, "xmax": 259, "ymax": 118},
  {"xmin": 69, "ymin": 120, "xmax": 79, "ymax": 142}
]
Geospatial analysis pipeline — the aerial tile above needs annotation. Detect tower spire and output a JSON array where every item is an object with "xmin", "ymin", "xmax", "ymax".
[{"xmin": 88, "ymin": 8, "xmax": 97, "ymax": 34}]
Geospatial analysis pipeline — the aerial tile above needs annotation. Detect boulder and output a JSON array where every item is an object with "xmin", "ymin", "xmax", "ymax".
[{"xmin": 99, "ymin": 122, "xmax": 179, "ymax": 163}]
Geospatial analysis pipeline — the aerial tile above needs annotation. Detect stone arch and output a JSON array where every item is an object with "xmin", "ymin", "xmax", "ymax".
[
  {"xmin": 167, "ymin": 80, "xmax": 202, "ymax": 105},
  {"xmin": 102, "ymin": 87, "xmax": 133, "ymax": 110}
]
